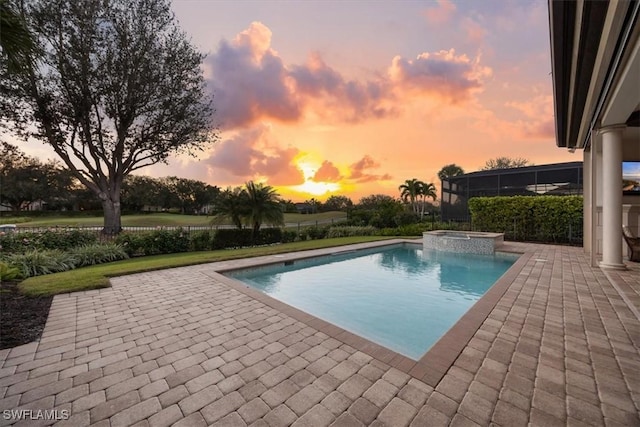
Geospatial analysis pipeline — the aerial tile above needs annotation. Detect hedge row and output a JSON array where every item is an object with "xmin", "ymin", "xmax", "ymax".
[
  {"xmin": 468, "ymin": 195, "xmax": 583, "ymax": 243},
  {"xmin": 112, "ymin": 228, "xmax": 291, "ymax": 256}
]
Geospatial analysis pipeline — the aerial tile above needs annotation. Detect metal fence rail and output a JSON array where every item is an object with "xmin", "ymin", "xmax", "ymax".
[{"xmin": 8, "ymin": 217, "xmax": 348, "ymax": 234}]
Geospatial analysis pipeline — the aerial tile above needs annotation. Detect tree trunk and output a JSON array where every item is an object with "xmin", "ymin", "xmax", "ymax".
[
  {"xmin": 252, "ymin": 222, "xmax": 260, "ymax": 241},
  {"xmin": 102, "ymin": 197, "xmax": 122, "ymax": 235}
]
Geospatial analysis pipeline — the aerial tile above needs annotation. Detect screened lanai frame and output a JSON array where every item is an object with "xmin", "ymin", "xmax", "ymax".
[{"xmin": 441, "ymin": 162, "xmax": 583, "ymax": 222}]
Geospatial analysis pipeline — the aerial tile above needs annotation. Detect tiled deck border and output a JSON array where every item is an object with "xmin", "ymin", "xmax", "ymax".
[{"xmin": 207, "ymin": 240, "xmax": 532, "ymax": 388}]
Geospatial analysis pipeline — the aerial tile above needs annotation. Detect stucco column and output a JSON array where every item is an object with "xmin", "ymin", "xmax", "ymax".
[{"xmin": 599, "ymin": 125, "xmax": 626, "ymax": 270}]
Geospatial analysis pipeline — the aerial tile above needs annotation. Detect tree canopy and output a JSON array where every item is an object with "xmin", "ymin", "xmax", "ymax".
[
  {"xmin": 2, "ymin": 0, "xmax": 217, "ymax": 234},
  {"xmin": 437, "ymin": 164, "xmax": 465, "ymax": 181},
  {"xmin": 482, "ymin": 157, "xmax": 531, "ymax": 170},
  {"xmin": 0, "ymin": 142, "xmax": 74, "ymax": 211}
]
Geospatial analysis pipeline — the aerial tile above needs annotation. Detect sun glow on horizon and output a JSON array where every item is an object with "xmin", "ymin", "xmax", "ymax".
[{"xmin": 291, "ymin": 180, "xmax": 341, "ymax": 196}]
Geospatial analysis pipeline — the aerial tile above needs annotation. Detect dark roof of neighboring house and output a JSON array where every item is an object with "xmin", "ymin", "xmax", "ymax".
[{"xmin": 442, "ymin": 161, "xmax": 583, "ymax": 181}]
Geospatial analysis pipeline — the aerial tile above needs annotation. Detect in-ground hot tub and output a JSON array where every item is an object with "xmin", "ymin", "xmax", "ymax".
[{"xmin": 423, "ymin": 230, "xmax": 504, "ymax": 255}]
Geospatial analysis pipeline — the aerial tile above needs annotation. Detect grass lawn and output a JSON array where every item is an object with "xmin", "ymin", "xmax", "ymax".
[
  {"xmin": 19, "ymin": 236, "xmax": 395, "ymax": 297},
  {"xmin": 3, "ymin": 211, "xmax": 347, "ymax": 228}
]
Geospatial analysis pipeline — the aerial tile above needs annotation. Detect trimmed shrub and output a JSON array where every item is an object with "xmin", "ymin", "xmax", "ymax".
[
  {"xmin": 189, "ymin": 231, "xmax": 214, "ymax": 251},
  {"xmin": 212, "ymin": 229, "xmax": 253, "ymax": 249},
  {"xmin": 254, "ymin": 228, "xmax": 283, "ymax": 245},
  {"xmin": 113, "ymin": 229, "xmax": 190, "ymax": 256},
  {"xmin": 212, "ymin": 228, "xmax": 283, "ymax": 249},
  {"xmin": 140, "ymin": 229, "xmax": 190, "ymax": 255},
  {"xmin": 0, "ymin": 229, "xmax": 98, "ymax": 254},
  {"xmin": 469, "ymin": 195, "xmax": 583, "ymax": 243},
  {"xmin": 281, "ymin": 230, "xmax": 297, "ymax": 243},
  {"xmin": 4, "ymin": 249, "xmax": 74, "ymax": 278},
  {"xmin": 69, "ymin": 243, "xmax": 129, "ymax": 267},
  {"xmin": 113, "ymin": 232, "xmax": 145, "ymax": 256},
  {"xmin": 303, "ymin": 225, "xmax": 329, "ymax": 240},
  {"xmin": 326, "ymin": 226, "xmax": 378, "ymax": 238}
]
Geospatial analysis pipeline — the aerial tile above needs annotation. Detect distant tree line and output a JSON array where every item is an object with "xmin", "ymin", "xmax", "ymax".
[{"xmin": 1, "ymin": 142, "xmax": 220, "ymax": 214}]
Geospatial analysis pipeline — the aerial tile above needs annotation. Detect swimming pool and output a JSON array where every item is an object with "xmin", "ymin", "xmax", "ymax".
[{"xmin": 226, "ymin": 244, "xmax": 518, "ymax": 360}]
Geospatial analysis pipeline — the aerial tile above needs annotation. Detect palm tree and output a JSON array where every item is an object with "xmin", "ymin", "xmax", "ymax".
[
  {"xmin": 437, "ymin": 164, "xmax": 465, "ymax": 181},
  {"xmin": 211, "ymin": 187, "xmax": 249, "ymax": 229},
  {"xmin": 399, "ymin": 178, "xmax": 424, "ymax": 216},
  {"xmin": 0, "ymin": 0, "xmax": 36, "ymax": 73},
  {"xmin": 419, "ymin": 182, "xmax": 437, "ymax": 219},
  {"xmin": 244, "ymin": 181, "xmax": 284, "ymax": 239}
]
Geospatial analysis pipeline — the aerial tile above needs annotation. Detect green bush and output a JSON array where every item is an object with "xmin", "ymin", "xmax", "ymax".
[
  {"xmin": 113, "ymin": 232, "xmax": 145, "ymax": 256},
  {"xmin": 189, "ymin": 231, "xmax": 214, "ymax": 251},
  {"xmin": 212, "ymin": 229, "xmax": 254, "ymax": 249},
  {"xmin": 212, "ymin": 228, "xmax": 283, "ymax": 249},
  {"xmin": 394, "ymin": 211, "xmax": 419, "ymax": 226},
  {"xmin": 0, "ymin": 261, "xmax": 22, "ymax": 281},
  {"xmin": 4, "ymin": 249, "xmax": 74, "ymax": 278},
  {"xmin": 469, "ymin": 195, "xmax": 583, "ymax": 243},
  {"xmin": 69, "ymin": 243, "xmax": 129, "ymax": 267},
  {"xmin": 254, "ymin": 228, "xmax": 283, "ymax": 245},
  {"xmin": 281, "ymin": 230, "xmax": 298, "ymax": 243},
  {"xmin": 113, "ymin": 229, "xmax": 190, "ymax": 256},
  {"xmin": 140, "ymin": 229, "xmax": 190, "ymax": 255},
  {"xmin": 0, "ymin": 229, "xmax": 98, "ymax": 254},
  {"xmin": 326, "ymin": 226, "xmax": 378, "ymax": 238},
  {"xmin": 303, "ymin": 225, "xmax": 330, "ymax": 240}
]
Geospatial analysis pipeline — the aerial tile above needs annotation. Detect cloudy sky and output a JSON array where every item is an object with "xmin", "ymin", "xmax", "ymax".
[{"xmin": 23, "ymin": 0, "xmax": 579, "ymax": 202}]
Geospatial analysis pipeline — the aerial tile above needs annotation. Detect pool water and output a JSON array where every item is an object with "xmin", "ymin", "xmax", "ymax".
[{"xmin": 227, "ymin": 244, "xmax": 517, "ymax": 360}]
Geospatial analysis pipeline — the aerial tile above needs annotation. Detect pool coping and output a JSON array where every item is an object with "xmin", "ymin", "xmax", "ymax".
[{"xmin": 202, "ymin": 238, "xmax": 532, "ymax": 388}]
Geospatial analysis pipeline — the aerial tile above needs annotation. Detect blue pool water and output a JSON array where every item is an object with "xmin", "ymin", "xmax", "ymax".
[{"xmin": 227, "ymin": 244, "xmax": 517, "ymax": 360}]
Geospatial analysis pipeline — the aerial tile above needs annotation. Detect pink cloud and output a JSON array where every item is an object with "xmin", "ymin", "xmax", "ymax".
[
  {"xmin": 206, "ymin": 22, "xmax": 301, "ymax": 129},
  {"xmin": 349, "ymin": 155, "xmax": 392, "ymax": 183},
  {"xmin": 388, "ymin": 49, "xmax": 492, "ymax": 103},
  {"xmin": 206, "ymin": 23, "xmax": 490, "ymax": 130},
  {"xmin": 206, "ymin": 125, "xmax": 305, "ymax": 185},
  {"xmin": 313, "ymin": 160, "xmax": 342, "ymax": 182},
  {"xmin": 290, "ymin": 53, "xmax": 396, "ymax": 122},
  {"xmin": 463, "ymin": 18, "xmax": 487, "ymax": 45},
  {"xmin": 424, "ymin": 0, "xmax": 457, "ymax": 25}
]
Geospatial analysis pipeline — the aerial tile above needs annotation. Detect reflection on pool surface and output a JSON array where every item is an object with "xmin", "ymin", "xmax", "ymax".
[{"xmin": 226, "ymin": 244, "xmax": 518, "ymax": 360}]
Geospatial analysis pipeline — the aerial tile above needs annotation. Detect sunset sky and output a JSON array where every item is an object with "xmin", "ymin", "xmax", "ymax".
[{"xmin": 20, "ymin": 0, "xmax": 578, "ymax": 202}]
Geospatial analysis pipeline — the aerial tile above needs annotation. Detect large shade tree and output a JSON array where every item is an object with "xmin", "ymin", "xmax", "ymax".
[{"xmin": 2, "ymin": 0, "xmax": 217, "ymax": 234}]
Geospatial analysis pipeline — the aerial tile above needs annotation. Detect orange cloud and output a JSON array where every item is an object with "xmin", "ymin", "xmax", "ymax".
[
  {"xmin": 505, "ymin": 94, "xmax": 555, "ymax": 139},
  {"xmin": 349, "ymin": 155, "xmax": 392, "ymax": 183},
  {"xmin": 424, "ymin": 0, "xmax": 457, "ymax": 25},
  {"xmin": 206, "ymin": 125, "xmax": 305, "ymax": 186},
  {"xmin": 313, "ymin": 160, "xmax": 342, "ymax": 182}
]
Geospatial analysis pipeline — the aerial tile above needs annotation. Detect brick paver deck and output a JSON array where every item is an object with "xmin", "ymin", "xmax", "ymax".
[{"xmin": 1, "ymin": 241, "xmax": 639, "ymax": 426}]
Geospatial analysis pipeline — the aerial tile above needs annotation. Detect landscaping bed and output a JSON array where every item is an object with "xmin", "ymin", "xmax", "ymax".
[{"xmin": 0, "ymin": 281, "xmax": 52, "ymax": 349}]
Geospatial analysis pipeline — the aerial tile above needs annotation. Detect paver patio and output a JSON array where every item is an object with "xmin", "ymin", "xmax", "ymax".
[{"xmin": 0, "ymin": 241, "xmax": 639, "ymax": 426}]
